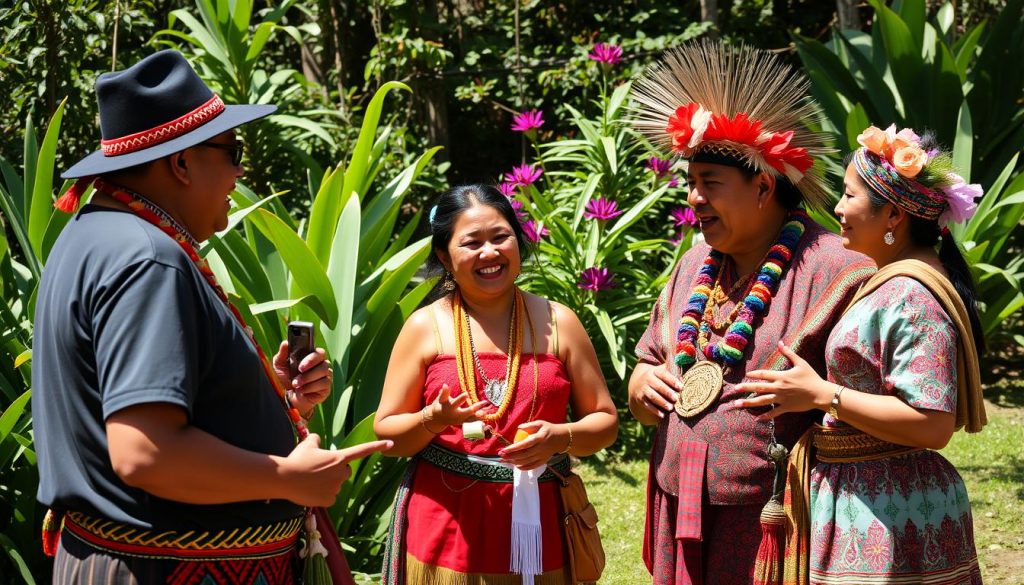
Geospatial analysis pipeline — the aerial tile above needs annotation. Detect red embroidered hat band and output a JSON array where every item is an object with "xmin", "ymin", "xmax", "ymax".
[{"xmin": 100, "ymin": 95, "xmax": 226, "ymax": 157}]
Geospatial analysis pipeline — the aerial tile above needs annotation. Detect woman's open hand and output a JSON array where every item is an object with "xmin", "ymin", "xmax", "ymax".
[
  {"xmin": 733, "ymin": 341, "xmax": 832, "ymax": 421},
  {"xmin": 422, "ymin": 383, "xmax": 489, "ymax": 432}
]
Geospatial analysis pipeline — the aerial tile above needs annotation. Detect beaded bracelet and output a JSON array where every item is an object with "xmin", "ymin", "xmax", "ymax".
[
  {"xmin": 420, "ymin": 407, "xmax": 443, "ymax": 434},
  {"xmin": 559, "ymin": 423, "xmax": 574, "ymax": 454}
]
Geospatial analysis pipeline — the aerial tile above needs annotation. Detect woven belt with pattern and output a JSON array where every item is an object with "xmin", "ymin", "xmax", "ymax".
[
  {"xmin": 62, "ymin": 511, "xmax": 303, "ymax": 561},
  {"xmin": 814, "ymin": 424, "xmax": 923, "ymax": 463},
  {"xmin": 419, "ymin": 442, "xmax": 571, "ymax": 482}
]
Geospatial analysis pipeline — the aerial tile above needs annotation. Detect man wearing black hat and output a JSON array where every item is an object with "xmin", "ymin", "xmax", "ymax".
[{"xmin": 32, "ymin": 50, "xmax": 390, "ymax": 583}]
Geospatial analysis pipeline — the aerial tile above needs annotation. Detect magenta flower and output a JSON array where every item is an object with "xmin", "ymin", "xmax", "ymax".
[
  {"xmin": 670, "ymin": 206, "xmax": 698, "ymax": 228},
  {"xmin": 498, "ymin": 181, "xmax": 518, "ymax": 197},
  {"xmin": 506, "ymin": 164, "xmax": 543, "ymax": 187},
  {"xmin": 578, "ymin": 267, "xmax": 617, "ymax": 292},
  {"xmin": 584, "ymin": 197, "xmax": 624, "ymax": 221},
  {"xmin": 511, "ymin": 109, "xmax": 544, "ymax": 133},
  {"xmin": 521, "ymin": 219, "xmax": 549, "ymax": 243},
  {"xmin": 646, "ymin": 156, "xmax": 672, "ymax": 178},
  {"xmin": 509, "ymin": 198, "xmax": 525, "ymax": 216},
  {"xmin": 668, "ymin": 176, "xmax": 680, "ymax": 189},
  {"xmin": 589, "ymin": 42, "xmax": 623, "ymax": 65}
]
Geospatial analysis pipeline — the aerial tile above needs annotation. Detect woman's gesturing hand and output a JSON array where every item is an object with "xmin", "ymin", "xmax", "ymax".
[
  {"xmin": 422, "ymin": 383, "xmax": 489, "ymax": 432},
  {"xmin": 733, "ymin": 341, "xmax": 831, "ymax": 421}
]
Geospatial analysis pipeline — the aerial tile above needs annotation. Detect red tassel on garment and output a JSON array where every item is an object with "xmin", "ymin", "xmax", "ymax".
[
  {"xmin": 753, "ymin": 442, "xmax": 790, "ymax": 585},
  {"xmin": 752, "ymin": 499, "xmax": 786, "ymax": 585},
  {"xmin": 53, "ymin": 177, "xmax": 95, "ymax": 213},
  {"xmin": 41, "ymin": 509, "xmax": 65, "ymax": 557}
]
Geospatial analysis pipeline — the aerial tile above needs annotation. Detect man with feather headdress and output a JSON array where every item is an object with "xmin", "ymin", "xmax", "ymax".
[{"xmin": 627, "ymin": 40, "xmax": 874, "ymax": 584}]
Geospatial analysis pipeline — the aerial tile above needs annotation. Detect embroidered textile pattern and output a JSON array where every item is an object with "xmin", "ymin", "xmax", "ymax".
[
  {"xmin": 64, "ymin": 512, "xmax": 302, "ymax": 559},
  {"xmin": 100, "ymin": 95, "xmax": 226, "ymax": 156},
  {"xmin": 675, "ymin": 210, "xmax": 808, "ymax": 370}
]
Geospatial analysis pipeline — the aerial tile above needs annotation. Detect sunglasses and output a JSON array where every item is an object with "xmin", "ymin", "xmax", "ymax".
[{"xmin": 195, "ymin": 141, "xmax": 244, "ymax": 167}]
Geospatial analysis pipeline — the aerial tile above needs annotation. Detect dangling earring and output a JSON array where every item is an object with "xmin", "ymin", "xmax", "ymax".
[{"xmin": 883, "ymin": 230, "xmax": 895, "ymax": 246}]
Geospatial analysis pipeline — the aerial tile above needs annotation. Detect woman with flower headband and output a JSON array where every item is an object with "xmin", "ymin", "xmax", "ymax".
[
  {"xmin": 736, "ymin": 125, "xmax": 986, "ymax": 584},
  {"xmin": 627, "ymin": 40, "xmax": 875, "ymax": 584},
  {"xmin": 374, "ymin": 184, "xmax": 618, "ymax": 584}
]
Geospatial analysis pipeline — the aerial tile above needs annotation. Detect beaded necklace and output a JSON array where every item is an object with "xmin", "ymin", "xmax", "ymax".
[
  {"xmin": 453, "ymin": 288, "xmax": 537, "ymax": 423},
  {"xmin": 94, "ymin": 178, "xmax": 307, "ymax": 438},
  {"xmin": 675, "ymin": 210, "xmax": 808, "ymax": 371}
]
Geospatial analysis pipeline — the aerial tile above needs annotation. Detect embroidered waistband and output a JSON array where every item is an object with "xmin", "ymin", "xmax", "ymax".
[
  {"xmin": 419, "ymin": 442, "xmax": 571, "ymax": 482},
  {"xmin": 814, "ymin": 425, "xmax": 923, "ymax": 463},
  {"xmin": 62, "ymin": 511, "xmax": 303, "ymax": 561}
]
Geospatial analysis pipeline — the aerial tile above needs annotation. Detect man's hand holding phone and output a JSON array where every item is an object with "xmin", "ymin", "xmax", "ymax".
[{"xmin": 273, "ymin": 321, "xmax": 332, "ymax": 419}]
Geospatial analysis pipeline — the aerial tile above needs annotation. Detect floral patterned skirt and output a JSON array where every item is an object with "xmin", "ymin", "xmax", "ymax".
[{"xmin": 809, "ymin": 450, "xmax": 982, "ymax": 584}]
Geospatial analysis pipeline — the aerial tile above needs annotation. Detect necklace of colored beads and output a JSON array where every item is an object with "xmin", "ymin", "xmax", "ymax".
[
  {"xmin": 675, "ymin": 210, "xmax": 808, "ymax": 370},
  {"xmin": 453, "ymin": 288, "xmax": 537, "ymax": 423},
  {"xmin": 95, "ymin": 178, "xmax": 308, "ymax": 439}
]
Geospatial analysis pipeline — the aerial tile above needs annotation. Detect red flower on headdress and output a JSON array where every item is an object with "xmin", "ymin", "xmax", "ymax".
[
  {"xmin": 666, "ymin": 103, "xmax": 711, "ymax": 153},
  {"xmin": 761, "ymin": 130, "xmax": 813, "ymax": 175},
  {"xmin": 703, "ymin": 112, "xmax": 763, "ymax": 146}
]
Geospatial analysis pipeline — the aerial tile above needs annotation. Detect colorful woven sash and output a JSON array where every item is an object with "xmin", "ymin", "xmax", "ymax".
[
  {"xmin": 813, "ymin": 424, "xmax": 923, "ymax": 463},
  {"xmin": 62, "ymin": 511, "xmax": 302, "ymax": 561}
]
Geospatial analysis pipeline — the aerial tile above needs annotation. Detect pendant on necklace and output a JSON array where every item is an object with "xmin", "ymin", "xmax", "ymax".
[
  {"xmin": 674, "ymin": 360, "xmax": 724, "ymax": 418},
  {"xmin": 484, "ymin": 379, "xmax": 508, "ymax": 406}
]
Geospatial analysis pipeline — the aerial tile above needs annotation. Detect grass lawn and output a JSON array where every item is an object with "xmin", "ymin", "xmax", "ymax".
[{"xmin": 582, "ymin": 396, "xmax": 1024, "ymax": 584}]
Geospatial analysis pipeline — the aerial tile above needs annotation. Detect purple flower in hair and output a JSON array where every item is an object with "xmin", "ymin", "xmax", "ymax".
[
  {"xmin": 584, "ymin": 197, "xmax": 624, "ymax": 221},
  {"xmin": 578, "ymin": 267, "xmax": 617, "ymax": 292},
  {"xmin": 589, "ymin": 42, "xmax": 623, "ymax": 65},
  {"xmin": 506, "ymin": 164, "xmax": 543, "ymax": 187},
  {"xmin": 939, "ymin": 173, "xmax": 983, "ymax": 226},
  {"xmin": 498, "ymin": 181, "xmax": 518, "ymax": 197}
]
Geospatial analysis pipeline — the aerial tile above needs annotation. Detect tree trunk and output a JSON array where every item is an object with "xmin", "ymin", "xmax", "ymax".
[
  {"xmin": 412, "ymin": 1, "xmax": 450, "ymax": 162},
  {"xmin": 701, "ymin": 0, "xmax": 720, "ymax": 38},
  {"xmin": 836, "ymin": 0, "xmax": 861, "ymax": 31}
]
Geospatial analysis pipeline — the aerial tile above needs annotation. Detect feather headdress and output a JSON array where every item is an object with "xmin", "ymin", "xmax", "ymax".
[{"xmin": 631, "ymin": 40, "xmax": 833, "ymax": 210}]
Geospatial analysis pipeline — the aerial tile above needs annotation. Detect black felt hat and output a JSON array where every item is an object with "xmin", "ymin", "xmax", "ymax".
[{"xmin": 61, "ymin": 50, "xmax": 276, "ymax": 179}]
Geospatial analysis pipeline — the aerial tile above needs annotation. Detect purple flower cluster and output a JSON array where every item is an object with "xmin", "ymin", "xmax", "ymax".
[
  {"xmin": 511, "ymin": 109, "xmax": 544, "ymax": 133},
  {"xmin": 578, "ymin": 267, "xmax": 617, "ymax": 292},
  {"xmin": 584, "ymin": 198, "xmax": 624, "ymax": 221},
  {"xmin": 589, "ymin": 42, "xmax": 622, "ymax": 65}
]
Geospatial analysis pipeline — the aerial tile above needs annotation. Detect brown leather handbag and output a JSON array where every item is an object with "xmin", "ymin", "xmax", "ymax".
[{"xmin": 549, "ymin": 467, "xmax": 605, "ymax": 583}]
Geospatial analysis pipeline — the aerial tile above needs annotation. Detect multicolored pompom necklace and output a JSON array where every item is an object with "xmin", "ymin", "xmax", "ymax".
[{"xmin": 672, "ymin": 210, "xmax": 808, "ymax": 418}]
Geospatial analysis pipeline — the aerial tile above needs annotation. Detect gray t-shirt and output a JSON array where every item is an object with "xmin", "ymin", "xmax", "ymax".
[{"xmin": 32, "ymin": 204, "xmax": 301, "ymax": 529}]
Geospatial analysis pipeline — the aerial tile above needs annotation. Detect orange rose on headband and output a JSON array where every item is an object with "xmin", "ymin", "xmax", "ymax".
[
  {"xmin": 857, "ymin": 126, "xmax": 889, "ymax": 156},
  {"xmin": 892, "ymin": 145, "xmax": 927, "ymax": 178}
]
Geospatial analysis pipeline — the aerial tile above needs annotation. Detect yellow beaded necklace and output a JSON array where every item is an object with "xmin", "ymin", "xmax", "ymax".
[{"xmin": 453, "ymin": 288, "xmax": 534, "ymax": 423}]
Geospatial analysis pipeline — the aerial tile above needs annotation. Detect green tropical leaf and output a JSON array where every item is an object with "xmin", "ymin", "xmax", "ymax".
[
  {"xmin": 28, "ymin": 98, "xmax": 66, "ymax": 255},
  {"xmin": 245, "ymin": 209, "xmax": 338, "ymax": 327}
]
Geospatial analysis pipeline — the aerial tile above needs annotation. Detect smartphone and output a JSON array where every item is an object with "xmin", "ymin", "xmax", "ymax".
[{"xmin": 287, "ymin": 321, "xmax": 315, "ymax": 377}]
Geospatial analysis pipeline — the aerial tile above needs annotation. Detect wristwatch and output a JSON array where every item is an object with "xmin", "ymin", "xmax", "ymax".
[{"xmin": 828, "ymin": 384, "xmax": 846, "ymax": 420}]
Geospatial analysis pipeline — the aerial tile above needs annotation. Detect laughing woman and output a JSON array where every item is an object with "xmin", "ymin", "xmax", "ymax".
[
  {"xmin": 374, "ymin": 184, "xmax": 618, "ymax": 584},
  {"xmin": 737, "ymin": 126, "xmax": 987, "ymax": 584}
]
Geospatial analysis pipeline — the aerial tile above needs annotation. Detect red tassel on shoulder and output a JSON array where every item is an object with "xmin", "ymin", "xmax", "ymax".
[
  {"xmin": 41, "ymin": 508, "xmax": 65, "ymax": 557},
  {"xmin": 54, "ymin": 176, "xmax": 95, "ymax": 213}
]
